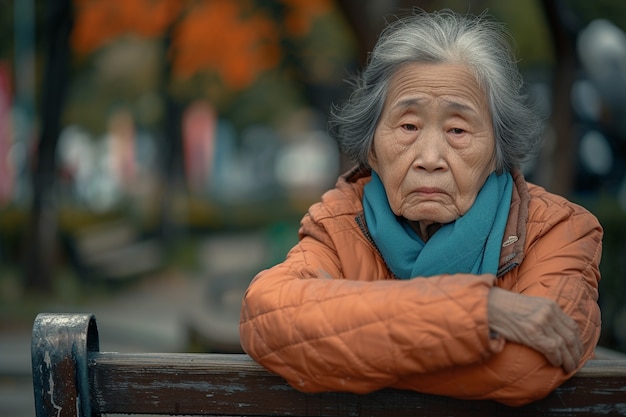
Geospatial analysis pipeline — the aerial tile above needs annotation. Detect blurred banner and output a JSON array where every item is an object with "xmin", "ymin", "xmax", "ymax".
[{"xmin": 0, "ymin": 64, "xmax": 13, "ymax": 206}]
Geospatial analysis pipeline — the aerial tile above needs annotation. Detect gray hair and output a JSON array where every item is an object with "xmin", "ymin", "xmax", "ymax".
[{"xmin": 329, "ymin": 9, "xmax": 544, "ymax": 173}]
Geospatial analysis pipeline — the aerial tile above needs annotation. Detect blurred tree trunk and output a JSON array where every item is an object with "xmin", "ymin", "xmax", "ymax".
[
  {"xmin": 335, "ymin": 0, "xmax": 488, "ymax": 66},
  {"xmin": 24, "ymin": 0, "xmax": 73, "ymax": 292},
  {"xmin": 157, "ymin": 13, "xmax": 186, "ymax": 242},
  {"xmin": 539, "ymin": 0, "xmax": 580, "ymax": 196},
  {"xmin": 334, "ymin": 0, "xmax": 387, "ymax": 66}
]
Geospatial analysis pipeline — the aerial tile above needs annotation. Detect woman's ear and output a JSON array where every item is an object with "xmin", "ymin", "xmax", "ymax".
[{"xmin": 367, "ymin": 141, "xmax": 379, "ymax": 171}]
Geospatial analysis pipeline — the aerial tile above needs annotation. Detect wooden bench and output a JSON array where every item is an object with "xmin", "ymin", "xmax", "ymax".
[{"xmin": 31, "ymin": 313, "xmax": 626, "ymax": 416}]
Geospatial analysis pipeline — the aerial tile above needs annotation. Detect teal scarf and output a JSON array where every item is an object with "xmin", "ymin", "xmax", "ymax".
[{"xmin": 362, "ymin": 171, "xmax": 513, "ymax": 279}]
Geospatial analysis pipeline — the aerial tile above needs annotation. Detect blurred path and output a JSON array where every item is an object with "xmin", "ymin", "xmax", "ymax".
[
  {"xmin": 0, "ymin": 267, "xmax": 246, "ymax": 416},
  {"xmin": 0, "ymin": 231, "xmax": 263, "ymax": 416}
]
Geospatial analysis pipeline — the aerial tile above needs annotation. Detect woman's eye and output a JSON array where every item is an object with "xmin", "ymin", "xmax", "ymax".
[
  {"xmin": 401, "ymin": 124, "xmax": 418, "ymax": 131},
  {"xmin": 449, "ymin": 128, "xmax": 465, "ymax": 135}
]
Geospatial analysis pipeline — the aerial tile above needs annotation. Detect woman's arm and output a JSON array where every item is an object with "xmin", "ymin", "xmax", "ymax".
[
  {"xmin": 393, "ymin": 203, "xmax": 602, "ymax": 406},
  {"xmin": 240, "ymin": 232, "xmax": 504, "ymax": 394}
]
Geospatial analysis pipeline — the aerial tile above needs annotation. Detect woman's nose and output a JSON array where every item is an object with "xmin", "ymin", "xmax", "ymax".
[{"xmin": 412, "ymin": 129, "xmax": 447, "ymax": 172}]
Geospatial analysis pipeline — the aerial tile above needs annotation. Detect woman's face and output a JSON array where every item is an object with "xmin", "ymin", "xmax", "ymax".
[{"xmin": 369, "ymin": 62, "xmax": 496, "ymax": 228}]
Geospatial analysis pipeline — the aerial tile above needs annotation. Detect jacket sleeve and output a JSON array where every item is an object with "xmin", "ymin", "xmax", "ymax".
[
  {"xmin": 239, "ymin": 213, "xmax": 505, "ymax": 394},
  {"xmin": 392, "ymin": 199, "xmax": 603, "ymax": 406}
]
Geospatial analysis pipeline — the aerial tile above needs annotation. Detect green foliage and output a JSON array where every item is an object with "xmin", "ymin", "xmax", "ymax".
[
  {"xmin": 0, "ymin": 1, "xmax": 14, "ymax": 62},
  {"xmin": 566, "ymin": 0, "xmax": 626, "ymax": 31}
]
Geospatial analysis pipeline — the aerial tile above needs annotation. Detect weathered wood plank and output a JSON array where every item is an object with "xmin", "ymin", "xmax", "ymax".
[
  {"xmin": 88, "ymin": 352, "xmax": 626, "ymax": 416},
  {"xmin": 32, "ymin": 313, "xmax": 626, "ymax": 417}
]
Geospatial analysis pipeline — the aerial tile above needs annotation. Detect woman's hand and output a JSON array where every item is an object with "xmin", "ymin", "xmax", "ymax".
[{"xmin": 487, "ymin": 287, "xmax": 583, "ymax": 373}]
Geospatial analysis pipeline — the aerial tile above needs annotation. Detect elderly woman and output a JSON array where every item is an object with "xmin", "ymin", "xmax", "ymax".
[{"xmin": 239, "ymin": 10, "xmax": 602, "ymax": 406}]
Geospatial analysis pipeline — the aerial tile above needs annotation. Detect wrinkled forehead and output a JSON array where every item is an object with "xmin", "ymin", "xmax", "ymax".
[{"xmin": 383, "ymin": 62, "xmax": 491, "ymax": 117}]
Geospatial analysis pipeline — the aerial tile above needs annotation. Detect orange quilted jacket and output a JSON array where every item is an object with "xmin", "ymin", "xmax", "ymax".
[{"xmin": 239, "ymin": 167, "xmax": 602, "ymax": 406}]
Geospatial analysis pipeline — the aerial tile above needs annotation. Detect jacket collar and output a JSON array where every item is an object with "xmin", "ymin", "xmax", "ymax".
[{"xmin": 496, "ymin": 169, "xmax": 529, "ymax": 277}]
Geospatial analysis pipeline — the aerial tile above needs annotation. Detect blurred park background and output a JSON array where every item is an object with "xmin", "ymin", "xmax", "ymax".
[{"xmin": 1, "ymin": 0, "xmax": 626, "ymax": 414}]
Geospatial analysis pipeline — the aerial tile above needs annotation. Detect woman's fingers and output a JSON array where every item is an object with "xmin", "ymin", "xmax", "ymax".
[
  {"xmin": 550, "ymin": 310, "xmax": 583, "ymax": 373},
  {"xmin": 536, "ymin": 302, "xmax": 583, "ymax": 373}
]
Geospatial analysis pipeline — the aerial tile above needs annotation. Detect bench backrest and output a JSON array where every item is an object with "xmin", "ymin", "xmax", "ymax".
[{"xmin": 31, "ymin": 313, "xmax": 626, "ymax": 416}]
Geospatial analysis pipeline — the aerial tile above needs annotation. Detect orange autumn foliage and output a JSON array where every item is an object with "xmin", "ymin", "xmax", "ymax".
[
  {"xmin": 171, "ymin": 0, "xmax": 280, "ymax": 89},
  {"xmin": 72, "ymin": 0, "xmax": 183, "ymax": 55},
  {"xmin": 281, "ymin": 0, "xmax": 332, "ymax": 37},
  {"xmin": 71, "ymin": 0, "xmax": 331, "ymax": 91}
]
